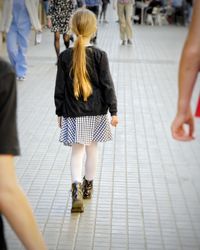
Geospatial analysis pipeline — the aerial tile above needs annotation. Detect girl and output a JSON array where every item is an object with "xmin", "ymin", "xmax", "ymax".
[{"xmin": 54, "ymin": 9, "xmax": 118, "ymax": 213}]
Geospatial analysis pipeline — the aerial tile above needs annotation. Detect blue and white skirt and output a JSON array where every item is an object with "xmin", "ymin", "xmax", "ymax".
[{"xmin": 59, "ymin": 115, "xmax": 112, "ymax": 146}]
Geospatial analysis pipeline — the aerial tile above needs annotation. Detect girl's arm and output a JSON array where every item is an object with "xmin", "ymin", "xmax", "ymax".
[{"xmin": 54, "ymin": 53, "xmax": 66, "ymax": 117}]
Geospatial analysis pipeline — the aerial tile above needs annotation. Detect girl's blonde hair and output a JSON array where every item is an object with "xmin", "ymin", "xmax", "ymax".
[{"xmin": 71, "ymin": 9, "xmax": 97, "ymax": 101}]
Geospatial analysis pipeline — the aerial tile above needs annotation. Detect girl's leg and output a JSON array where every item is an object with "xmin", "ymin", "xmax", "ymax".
[
  {"xmin": 54, "ymin": 31, "xmax": 60, "ymax": 62},
  {"xmin": 85, "ymin": 142, "xmax": 98, "ymax": 181},
  {"xmin": 82, "ymin": 142, "xmax": 98, "ymax": 199},
  {"xmin": 0, "ymin": 156, "xmax": 47, "ymax": 250},
  {"xmin": 70, "ymin": 144, "xmax": 85, "ymax": 183},
  {"xmin": 70, "ymin": 144, "xmax": 85, "ymax": 212}
]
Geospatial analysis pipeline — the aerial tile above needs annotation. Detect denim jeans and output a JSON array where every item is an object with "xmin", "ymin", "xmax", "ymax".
[{"xmin": 6, "ymin": 2, "xmax": 31, "ymax": 78}]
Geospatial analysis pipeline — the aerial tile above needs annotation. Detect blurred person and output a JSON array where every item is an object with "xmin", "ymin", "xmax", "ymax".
[
  {"xmin": 0, "ymin": 58, "xmax": 47, "ymax": 249},
  {"xmin": 146, "ymin": 0, "xmax": 162, "ymax": 15},
  {"xmin": 0, "ymin": 0, "xmax": 42, "ymax": 81},
  {"xmin": 134, "ymin": 0, "xmax": 148, "ymax": 24},
  {"xmin": 145, "ymin": 0, "xmax": 162, "ymax": 25},
  {"xmin": 85, "ymin": 0, "xmax": 100, "ymax": 44},
  {"xmin": 113, "ymin": 0, "xmax": 134, "ymax": 45},
  {"xmin": 47, "ymin": 0, "xmax": 75, "ymax": 64},
  {"xmin": 171, "ymin": 0, "xmax": 200, "ymax": 141},
  {"xmin": 185, "ymin": 0, "xmax": 193, "ymax": 24},
  {"xmin": 76, "ymin": 0, "xmax": 84, "ymax": 8},
  {"xmin": 171, "ymin": 0, "xmax": 184, "ymax": 25},
  {"xmin": 164, "ymin": 2, "xmax": 174, "ymax": 24},
  {"xmin": 54, "ymin": 9, "xmax": 118, "ymax": 212},
  {"xmin": 99, "ymin": 0, "xmax": 110, "ymax": 23}
]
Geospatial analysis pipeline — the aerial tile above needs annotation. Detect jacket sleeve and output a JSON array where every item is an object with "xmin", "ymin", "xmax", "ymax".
[
  {"xmin": 26, "ymin": 0, "xmax": 42, "ymax": 31},
  {"xmin": 0, "ymin": 0, "xmax": 12, "ymax": 33},
  {"xmin": 99, "ymin": 51, "xmax": 117, "ymax": 116},
  {"xmin": 54, "ymin": 53, "xmax": 65, "ymax": 116}
]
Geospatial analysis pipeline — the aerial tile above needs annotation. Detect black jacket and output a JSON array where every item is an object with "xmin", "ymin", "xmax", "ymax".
[{"xmin": 54, "ymin": 46, "xmax": 117, "ymax": 118}]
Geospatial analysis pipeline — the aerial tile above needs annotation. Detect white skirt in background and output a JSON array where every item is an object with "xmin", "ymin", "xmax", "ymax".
[{"xmin": 59, "ymin": 115, "xmax": 112, "ymax": 146}]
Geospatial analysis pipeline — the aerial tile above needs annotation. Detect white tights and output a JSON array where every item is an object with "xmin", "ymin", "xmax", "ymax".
[{"xmin": 70, "ymin": 142, "xmax": 98, "ymax": 183}]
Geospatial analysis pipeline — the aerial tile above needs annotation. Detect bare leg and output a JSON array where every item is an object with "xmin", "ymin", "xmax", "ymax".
[{"xmin": 0, "ymin": 156, "xmax": 47, "ymax": 250}]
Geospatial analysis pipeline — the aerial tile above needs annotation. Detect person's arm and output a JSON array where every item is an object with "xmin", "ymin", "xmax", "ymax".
[
  {"xmin": 0, "ymin": 155, "xmax": 47, "ymax": 250},
  {"xmin": 26, "ymin": 0, "xmax": 42, "ymax": 31},
  {"xmin": 171, "ymin": 0, "xmax": 200, "ymax": 141},
  {"xmin": 0, "ymin": 59, "xmax": 47, "ymax": 250}
]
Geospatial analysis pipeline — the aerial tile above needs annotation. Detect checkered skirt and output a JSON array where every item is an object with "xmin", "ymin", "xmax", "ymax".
[{"xmin": 59, "ymin": 115, "xmax": 112, "ymax": 146}]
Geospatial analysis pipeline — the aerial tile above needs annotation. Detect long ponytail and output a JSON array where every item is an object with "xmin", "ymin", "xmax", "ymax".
[
  {"xmin": 72, "ymin": 35, "xmax": 92, "ymax": 101},
  {"xmin": 71, "ymin": 9, "xmax": 97, "ymax": 102}
]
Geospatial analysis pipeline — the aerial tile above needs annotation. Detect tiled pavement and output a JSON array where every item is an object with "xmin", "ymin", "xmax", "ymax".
[{"xmin": 2, "ymin": 8, "xmax": 200, "ymax": 250}]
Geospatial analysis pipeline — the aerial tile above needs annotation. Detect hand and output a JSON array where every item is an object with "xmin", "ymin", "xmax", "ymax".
[
  {"xmin": 111, "ymin": 115, "xmax": 118, "ymax": 127},
  {"xmin": 171, "ymin": 108, "xmax": 195, "ymax": 141},
  {"xmin": 57, "ymin": 116, "xmax": 62, "ymax": 128},
  {"xmin": 47, "ymin": 17, "xmax": 52, "ymax": 29},
  {"xmin": 36, "ymin": 26, "xmax": 43, "ymax": 32}
]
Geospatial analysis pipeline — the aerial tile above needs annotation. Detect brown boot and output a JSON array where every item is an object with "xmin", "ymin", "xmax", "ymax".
[
  {"xmin": 71, "ymin": 182, "xmax": 84, "ymax": 213},
  {"xmin": 82, "ymin": 176, "xmax": 93, "ymax": 199}
]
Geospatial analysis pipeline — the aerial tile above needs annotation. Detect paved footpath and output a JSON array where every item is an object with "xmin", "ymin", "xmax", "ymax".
[{"xmin": 2, "ymin": 8, "xmax": 200, "ymax": 250}]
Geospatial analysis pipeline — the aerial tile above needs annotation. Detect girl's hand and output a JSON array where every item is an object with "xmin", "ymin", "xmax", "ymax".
[
  {"xmin": 111, "ymin": 115, "xmax": 118, "ymax": 127},
  {"xmin": 171, "ymin": 108, "xmax": 195, "ymax": 141},
  {"xmin": 57, "ymin": 116, "xmax": 62, "ymax": 128}
]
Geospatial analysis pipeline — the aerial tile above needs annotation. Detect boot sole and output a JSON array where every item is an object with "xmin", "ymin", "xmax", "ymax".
[{"xmin": 71, "ymin": 200, "xmax": 84, "ymax": 213}]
